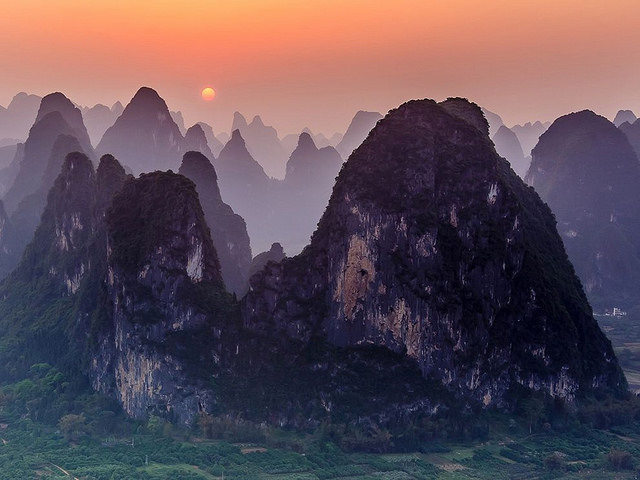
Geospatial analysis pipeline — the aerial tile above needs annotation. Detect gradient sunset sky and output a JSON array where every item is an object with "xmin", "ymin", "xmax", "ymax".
[{"xmin": 2, "ymin": 0, "xmax": 640, "ymax": 136}]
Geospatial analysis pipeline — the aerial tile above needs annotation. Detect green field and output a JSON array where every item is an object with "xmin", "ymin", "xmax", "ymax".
[{"xmin": 0, "ymin": 412, "xmax": 638, "ymax": 479}]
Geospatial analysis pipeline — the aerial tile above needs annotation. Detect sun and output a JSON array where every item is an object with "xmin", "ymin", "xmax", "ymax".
[{"xmin": 201, "ymin": 87, "xmax": 216, "ymax": 101}]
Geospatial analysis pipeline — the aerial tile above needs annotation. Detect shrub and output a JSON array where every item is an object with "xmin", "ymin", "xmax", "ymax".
[
  {"xmin": 606, "ymin": 448, "xmax": 633, "ymax": 470},
  {"xmin": 544, "ymin": 452, "xmax": 565, "ymax": 471}
]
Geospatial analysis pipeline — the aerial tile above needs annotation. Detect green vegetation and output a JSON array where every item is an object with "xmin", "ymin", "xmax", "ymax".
[{"xmin": 0, "ymin": 401, "xmax": 639, "ymax": 479}]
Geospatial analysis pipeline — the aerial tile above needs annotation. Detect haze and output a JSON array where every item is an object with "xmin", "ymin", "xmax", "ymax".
[{"xmin": 1, "ymin": 0, "xmax": 639, "ymax": 135}]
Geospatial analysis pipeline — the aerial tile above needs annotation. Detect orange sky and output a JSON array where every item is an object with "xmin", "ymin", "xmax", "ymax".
[{"xmin": 1, "ymin": 0, "xmax": 640, "ymax": 136}]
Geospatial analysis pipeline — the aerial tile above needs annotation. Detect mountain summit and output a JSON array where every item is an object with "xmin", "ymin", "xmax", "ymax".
[
  {"xmin": 527, "ymin": 110, "xmax": 640, "ymax": 311},
  {"xmin": 245, "ymin": 98, "xmax": 625, "ymax": 407},
  {"xmin": 96, "ymin": 87, "xmax": 184, "ymax": 174}
]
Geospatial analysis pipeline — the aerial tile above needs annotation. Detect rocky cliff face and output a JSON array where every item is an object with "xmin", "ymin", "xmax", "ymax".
[
  {"xmin": 0, "ymin": 152, "xmax": 231, "ymax": 425},
  {"xmin": 0, "ymin": 152, "xmax": 103, "ymax": 383},
  {"xmin": 96, "ymin": 87, "xmax": 184, "ymax": 175},
  {"xmin": 93, "ymin": 171, "xmax": 231, "ymax": 424},
  {"xmin": 0, "ymin": 96, "xmax": 94, "ymax": 279},
  {"xmin": 2, "ymin": 134, "xmax": 85, "ymax": 274},
  {"xmin": 244, "ymin": 98, "xmax": 626, "ymax": 407},
  {"xmin": 179, "ymin": 150, "xmax": 252, "ymax": 296},
  {"xmin": 527, "ymin": 111, "xmax": 640, "ymax": 311}
]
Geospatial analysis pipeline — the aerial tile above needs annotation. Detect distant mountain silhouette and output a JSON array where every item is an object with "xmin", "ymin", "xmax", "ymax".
[
  {"xmin": 277, "ymin": 132, "xmax": 343, "ymax": 252},
  {"xmin": 328, "ymin": 132, "xmax": 343, "ymax": 146},
  {"xmin": 1, "ymin": 92, "xmax": 91, "ymax": 207},
  {"xmin": 336, "ymin": 111, "xmax": 382, "ymax": 159},
  {"xmin": 481, "ymin": 107, "xmax": 505, "ymax": 138},
  {"xmin": 215, "ymin": 130, "xmax": 273, "ymax": 252},
  {"xmin": 231, "ymin": 112, "xmax": 287, "ymax": 178},
  {"xmin": 214, "ymin": 129, "xmax": 344, "ymax": 255},
  {"xmin": 184, "ymin": 124, "xmax": 213, "ymax": 159},
  {"xmin": 613, "ymin": 109, "xmax": 637, "ymax": 127},
  {"xmin": 196, "ymin": 122, "xmax": 225, "ymax": 157},
  {"xmin": 179, "ymin": 151, "xmax": 252, "ymax": 295},
  {"xmin": 97, "ymin": 87, "xmax": 184, "ymax": 175},
  {"xmin": 511, "ymin": 121, "xmax": 549, "ymax": 157},
  {"xmin": 0, "ymin": 144, "xmax": 23, "ymax": 197},
  {"xmin": 216, "ymin": 131, "xmax": 230, "ymax": 145},
  {"xmin": 35, "ymin": 92, "xmax": 94, "ymax": 158},
  {"xmin": 82, "ymin": 103, "xmax": 120, "ymax": 146},
  {"xmin": 527, "ymin": 110, "xmax": 640, "ymax": 311},
  {"xmin": 111, "ymin": 101, "xmax": 124, "ymax": 117},
  {"xmin": 216, "ymin": 130, "xmax": 270, "ymax": 190},
  {"xmin": 0, "ymin": 92, "xmax": 41, "ymax": 142},
  {"xmin": 492, "ymin": 125, "xmax": 528, "ymax": 178},
  {"xmin": 284, "ymin": 132, "xmax": 342, "ymax": 188},
  {"xmin": 0, "ymin": 144, "xmax": 17, "ymax": 170},
  {"xmin": 171, "ymin": 110, "xmax": 187, "ymax": 135},
  {"xmin": 250, "ymin": 242, "xmax": 285, "ymax": 278},
  {"xmin": 2, "ymin": 135, "xmax": 85, "ymax": 275},
  {"xmin": 282, "ymin": 128, "xmax": 333, "ymax": 157},
  {"xmin": 619, "ymin": 119, "xmax": 640, "ymax": 159},
  {"xmin": 3, "ymin": 109, "xmax": 85, "ymax": 215}
]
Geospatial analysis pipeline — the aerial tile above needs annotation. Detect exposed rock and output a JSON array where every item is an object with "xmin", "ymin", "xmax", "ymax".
[
  {"xmin": 96, "ymin": 87, "xmax": 184, "ymax": 175},
  {"xmin": 95, "ymin": 171, "xmax": 229, "ymax": 424},
  {"xmin": 0, "ymin": 135, "xmax": 85, "ymax": 278},
  {"xmin": 527, "ymin": 110, "xmax": 640, "ymax": 311},
  {"xmin": 244, "ymin": 99, "xmax": 626, "ymax": 408},
  {"xmin": 179, "ymin": 151, "xmax": 252, "ymax": 296},
  {"xmin": 0, "ymin": 152, "xmax": 100, "ymax": 385}
]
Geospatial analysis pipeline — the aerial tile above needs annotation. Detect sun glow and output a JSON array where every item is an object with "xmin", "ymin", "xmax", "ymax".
[{"xmin": 201, "ymin": 87, "xmax": 216, "ymax": 101}]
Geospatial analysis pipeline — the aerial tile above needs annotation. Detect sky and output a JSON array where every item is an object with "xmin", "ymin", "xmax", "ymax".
[{"xmin": 1, "ymin": 0, "xmax": 640, "ymax": 137}]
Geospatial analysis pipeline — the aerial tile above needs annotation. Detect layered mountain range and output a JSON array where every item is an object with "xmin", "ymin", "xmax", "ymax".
[
  {"xmin": 526, "ymin": 110, "xmax": 640, "ymax": 312},
  {"xmin": 0, "ymin": 96, "xmax": 625, "ymax": 430},
  {"xmin": 0, "ymin": 87, "xmax": 629, "ymax": 432}
]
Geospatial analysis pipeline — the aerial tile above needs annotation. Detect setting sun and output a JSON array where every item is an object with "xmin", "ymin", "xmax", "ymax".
[{"xmin": 201, "ymin": 87, "xmax": 216, "ymax": 101}]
